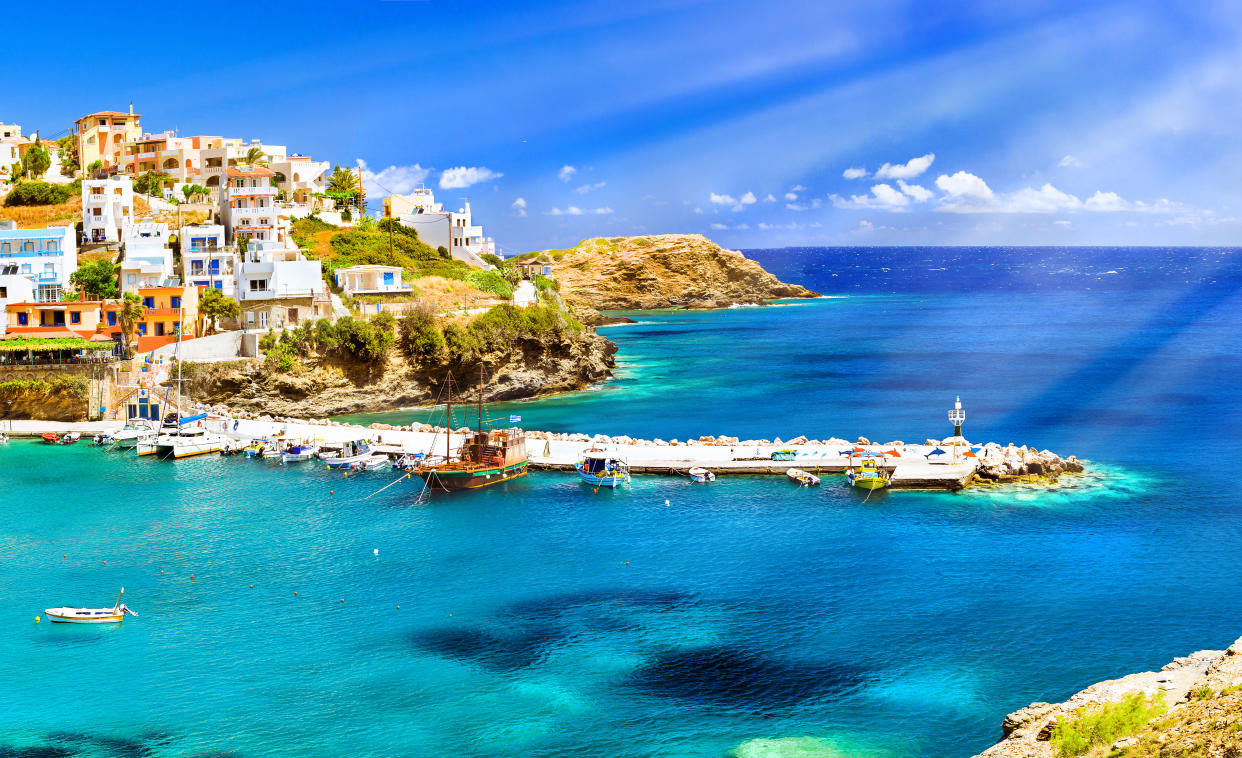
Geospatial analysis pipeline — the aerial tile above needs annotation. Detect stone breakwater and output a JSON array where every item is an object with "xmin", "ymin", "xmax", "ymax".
[
  {"xmin": 974, "ymin": 635, "xmax": 1242, "ymax": 757},
  {"xmin": 189, "ymin": 404, "xmax": 1083, "ymax": 490}
]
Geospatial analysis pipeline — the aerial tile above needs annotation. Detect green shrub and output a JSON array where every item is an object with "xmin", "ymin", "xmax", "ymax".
[
  {"xmin": 465, "ymin": 269, "xmax": 514, "ymax": 299},
  {"xmin": 533, "ymin": 274, "xmax": 558, "ymax": 292},
  {"xmin": 4, "ymin": 181, "xmax": 73, "ymax": 206},
  {"xmin": 1051, "ymin": 692, "xmax": 1167, "ymax": 757},
  {"xmin": 372, "ymin": 311, "xmax": 396, "ymax": 332},
  {"xmin": 332, "ymin": 316, "xmax": 394, "ymax": 362},
  {"xmin": 442, "ymin": 323, "xmax": 476, "ymax": 362},
  {"xmin": 264, "ymin": 341, "xmax": 298, "ymax": 372},
  {"xmin": 398, "ymin": 307, "xmax": 446, "ymax": 363}
]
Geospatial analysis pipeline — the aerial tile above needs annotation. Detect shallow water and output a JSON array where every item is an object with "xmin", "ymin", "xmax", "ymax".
[{"xmin": 4, "ymin": 247, "xmax": 1242, "ymax": 757}]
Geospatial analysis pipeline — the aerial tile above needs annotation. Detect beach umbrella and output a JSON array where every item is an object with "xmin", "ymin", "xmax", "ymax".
[{"xmin": 925, "ymin": 447, "xmax": 947, "ymax": 458}]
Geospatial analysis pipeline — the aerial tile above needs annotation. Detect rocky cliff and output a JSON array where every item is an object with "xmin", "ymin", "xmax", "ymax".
[
  {"xmin": 975, "ymin": 636, "xmax": 1242, "ymax": 757},
  {"xmin": 529, "ymin": 235, "xmax": 818, "ymax": 320},
  {"xmin": 181, "ymin": 328, "xmax": 615, "ymax": 417},
  {"xmin": 0, "ymin": 375, "xmax": 89, "ymax": 422}
]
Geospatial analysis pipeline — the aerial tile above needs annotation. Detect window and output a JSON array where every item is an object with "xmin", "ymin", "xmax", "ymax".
[
  {"xmin": 193, "ymin": 280, "xmax": 208, "ymax": 287},
  {"xmin": 22, "ymin": 241, "xmax": 34, "ymax": 252},
  {"xmin": 214, "ymin": 282, "xmax": 224, "ymax": 290},
  {"xmin": 16, "ymin": 313, "xmax": 26, "ymax": 325},
  {"xmin": 170, "ymin": 296, "xmax": 181, "ymax": 309},
  {"xmin": 71, "ymin": 311, "xmax": 81, "ymax": 324},
  {"xmin": 126, "ymin": 274, "xmax": 137, "ymax": 286},
  {"xmin": 20, "ymin": 264, "xmax": 30, "ymax": 274},
  {"xmin": 46, "ymin": 240, "xmax": 58, "ymax": 252},
  {"xmin": 190, "ymin": 261, "xmax": 204, "ymax": 274},
  {"xmin": 142, "ymin": 297, "xmax": 154, "ymax": 308},
  {"xmin": 93, "ymin": 209, "xmax": 102, "ymax": 217},
  {"xmin": 249, "ymin": 279, "xmax": 268, "ymax": 291},
  {"xmin": 0, "ymin": 287, "xmax": 5, "ymax": 298},
  {"xmin": 0, "ymin": 242, "xmax": 8, "ymax": 253},
  {"xmin": 107, "ymin": 312, "xmax": 117, "ymax": 326},
  {"xmin": 155, "ymin": 322, "xmax": 165, "ymax": 336},
  {"xmin": 137, "ymin": 323, "xmax": 147, "ymax": 336},
  {"xmin": 91, "ymin": 187, "xmax": 103, "ymax": 196},
  {"xmin": 43, "ymin": 263, "xmax": 53, "ymax": 277}
]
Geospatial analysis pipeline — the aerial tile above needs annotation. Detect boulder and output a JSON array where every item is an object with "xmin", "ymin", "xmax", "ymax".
[{"xmin": 857, "ymin": 436, "xmax": 871, "ymax": 445}]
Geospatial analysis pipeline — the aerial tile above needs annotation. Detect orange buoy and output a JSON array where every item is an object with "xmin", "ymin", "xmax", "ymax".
[
  {"xmin": 191, "ymin": 574, "xmax": 195, "ymax": 579},
  {"xmin": 161, "ymin": 570, "xmax": 165, "ymax": 574},
  {"xmin": 249, "ymin": 584, "xmax": 254, "ymax": 588},
  {"xmin": 340, "ymin": 599, "xmax": 345, "ymax": 603},
  {"xmin": 396, "ymin": 605, "xmax": 401, "ymax": 609},
  {"xmin": 330, "ymin": 490, "xmax": 334, "ymax": 495},
  {"xmin": 294, "ymin": 591, "xmax": 298, "ymax": 595},
  {"xmin": 624, "ymin": 561, "xmax": 630, "ymax": 565}
]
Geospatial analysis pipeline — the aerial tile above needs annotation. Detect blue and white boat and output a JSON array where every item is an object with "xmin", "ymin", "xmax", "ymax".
[
  {"xmin": 324, "ymin": 440, "xmax": 373, "ymax": 469},
  {"xmin": 392, "ymin": 452, "xmax": 425, "ymax": 471},
  {"xmin": 281, "ymin": 442, "xmax": 319, "ymax": 464},
  {"xmin": 576, "ymin": 449, "xmax": 630, "ymax": 488}
]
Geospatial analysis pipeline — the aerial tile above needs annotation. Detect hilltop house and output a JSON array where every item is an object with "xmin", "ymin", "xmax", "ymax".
[
  {"xmin": 82, "ymin": 176, "xmax": 134, "ymax": 243},
  {"xmin": 0, "ymin": 226, "xmax": 78, "ymax": 302},
  {"xmin": 389, "ymin": 189, "xmax": 495, "ymax": 265},
  {"xmin": 221, "ymin": 166, "xmax": 280, "ymax": 244},
  {"xmin": 75, "ymin": 107, "xmax": 142, "ymax": 172},
  {"xmin": 102, "ymin": 284, "xmax": 198, "ymax": 353},
  {"xmin": 181, "ymin": 224, "xmax": 232, "ymax": 293},
  {"xmin": 237, "ymin": 240, "xmax": 330, "ymax": 330},
  {"xmin": 333, "ymin": 265, "xmax": 412, "ymax": 297}
]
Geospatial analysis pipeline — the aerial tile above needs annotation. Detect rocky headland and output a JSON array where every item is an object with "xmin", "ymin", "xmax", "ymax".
[
  {"xmin": 975, "ymin": 636, "xmax": 1242, "ymax": 757},
  {"xmin": 523, "ymin": 234, "xmax": 819, "ymax": 323}
]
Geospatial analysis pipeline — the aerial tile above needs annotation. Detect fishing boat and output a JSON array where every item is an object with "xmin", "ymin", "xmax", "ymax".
[
  {"xmin": 411, "ymin": 369, "xmax": 529, "ymax": 492},
  {"xmin": 324, "ymin": 440, "xmax": 375, "ymax": 469},
  {"xmin": 41, "ymin": 431, "xmax": 79, "ymax": 445},
  {"xmin": 220, "ymin": 439, "xmax": 251, "ymax": 456},
  {"xmin": 689, "ymin": 466, "xmax": 715, "ymax": 483},
  {"xmin": 153, "ymin": 418, "xmax": 229, "ymax": 459},
  {"xmin": 96, "ymin": 420, "xmax": 157, "ymax": 448},
  {"xmin": 244, "ymin": 438, "xmax": 274, "ymax": 458},
  {"xmin": 392, "ymin": 452, "xmax": 425, "ymax": 471},
  {"xmin": 577, "ymin": 449, "xmax": 630, "ymax": 488},
  {"xmin": 350, "ymin": 453, "xmax": 390, "ymax": 471},
  {"xmin": 786, "ymin": 468, "xmax": 820, "ymax": 487},
  {"xmin": 44, "ymin": 588, "xmax": 137, "ymax": 624},
  {"xmin": 280, "ymin": 441, "xmax": 319, "ymax": 464},
  {"xmin": 845, "ymin": 454, "xmax": 890, "ymax": 491}
]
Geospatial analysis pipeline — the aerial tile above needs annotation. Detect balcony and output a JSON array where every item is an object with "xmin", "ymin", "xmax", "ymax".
[
  {"xmin": 137, "ymin": 151, "xmax": 156, "ymax": 159},
  {"xmin": 38, "ymin": 274, "xmax": 58, "ymax": 283},
  {"xmin": 240, "ymin": 287, "xmax": 320, "ymax": 301},
  {"xmin": 229, "ymin": 186, "xmax": 277, "ymax": 197}
]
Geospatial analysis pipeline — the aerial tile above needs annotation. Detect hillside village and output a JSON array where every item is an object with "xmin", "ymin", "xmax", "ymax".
[{"xmin": 0, "ymin": 107, "xmax": 580, "ymax": 421}]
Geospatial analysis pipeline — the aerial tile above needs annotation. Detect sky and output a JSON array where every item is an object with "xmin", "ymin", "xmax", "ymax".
[{"xmin": 6, "ymin": 0, "xmax": 1242, "ymax": 251}]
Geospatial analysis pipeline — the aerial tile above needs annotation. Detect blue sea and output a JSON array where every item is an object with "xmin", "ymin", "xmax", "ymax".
[{"xmin": 3, "ymin": 247, "xmax": 1241, "ymax": 757}]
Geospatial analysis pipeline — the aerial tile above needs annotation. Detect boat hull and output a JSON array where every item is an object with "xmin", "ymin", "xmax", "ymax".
[
  {"xmin": 417, "ymin": 462, "xmax": 529, "ymax": 491},
  {"xmin": 44, "ymin": 610, "xmax": 124, "ymax": 624},
  {"xmin": 577, "ymin": 469, "xmax": 630, "ymax": 488}
]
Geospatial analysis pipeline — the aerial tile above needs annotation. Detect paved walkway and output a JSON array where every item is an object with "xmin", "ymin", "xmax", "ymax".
[{"xmin": 513, "ymin": 280, "xmax": 537, "ymax": 307}]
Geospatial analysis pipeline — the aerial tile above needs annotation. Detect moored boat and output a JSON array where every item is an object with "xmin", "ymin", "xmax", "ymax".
[
  {"xmin": 845, "ymin": 454, "xmax": 890, "ymax": 491},
  {"xmin": 152, "ymin": 415, "xmax": 229, "ymax": 459},
  {"xmin": 411, "ymin": 369, "xmax": 529, "ymax": 492},
  {"xmin": 577, "ymin": 449, "xmax": 630, "ymax": 488},
  {"xmin": 280, "ymin": 442, "xmax": 319, "ymax": 464},
  {"xmin": 350, "ymin": 453, "xmax": 390, "ymax": 471},
  {"xmin": 325, "ymin": 440, "xmax": 375, "ymax": 469},
  {"xmin": 392, "ymin": 452, "xmax": 424, "ymax": 471},
  {"xmin": 786, "ymin": 468, "xmax": 820, "ymax": 487},
  {"xmin": 689, "ymin": 466, "xmax": 715, "ymax": 483},
  {"xmin": 44, "ymin": 588, "xmax": 137, "ymax": 624},
  {"xmin": 42, "ymin": 431, "xmax": 80, "ymax": 445}
]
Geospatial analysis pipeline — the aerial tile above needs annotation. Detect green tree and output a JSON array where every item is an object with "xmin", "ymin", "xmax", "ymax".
[
  {"xmin": 238, "ymin": 146, "xmax": 270, "ymax": 167},
  {"xmin": 182, "ymin": 184, "xmax": 193, "ymax": 201},
  {"xmin": 398, "ymin": 307, "xmax": 446, "ymax": 363},
  {"xmin": 327, "ymin": 165, "xmax": 359, "ymax": 193},
  {"xmin": 68, "ymin": 258, "xmax": 119, "ymax": 300},
  {"xmin": 118, "ymin": 292, "xmax": 146, "ymax": 356},
  {"xmin": 198, "ymin": 288, "xmax": 240, "ymax": 334},
  {"xmin": 22, "ymin": 141, "xmax": 51, "ymax": 179}
]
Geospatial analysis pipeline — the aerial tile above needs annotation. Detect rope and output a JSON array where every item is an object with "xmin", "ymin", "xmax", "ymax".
[{"xmin": 364, "ymin": 472, "xmax": 411, "ymax": 500}]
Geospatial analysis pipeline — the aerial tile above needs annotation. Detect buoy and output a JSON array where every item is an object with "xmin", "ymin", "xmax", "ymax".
[
  {"xmin": 330, "ymin": 490, "xmax": 334, "ymax": 495},
  {"xmin": 664, "ymin": 499, "xmax": 670, "ymax": 505},
  {"xmin": 396, "ymin": 605, "xmax": 400, "ymax": 609},
  {"xmin": 624, "ymin": 561, "xmax": 630, "ymax": 565},
  {"xmin": 373, "ymin": 548, "xmax": 379, "ymax": 556},
  {"xmin": 35, "ymin": 616, "xmax": 40, "ymax": 623},
  {"xmin": 249, "ymin": 584, "xmax": 253, "ymax": 588},
  {"xmin": 340, "ymin": 599, "xmax": 345, "ymax": 603},
  {"xmin": 191, "ymin": 574, "xmax": 195, "ymax": 579},
  {"xmin": 294, "ymin": 591, "xmax": 298, "ymax": 595},
  {"xmin": 103, "ymin": 560, "xmax": 107, "ymax": 564},
  {"xmin": 161, "ymin": 570, "xmax": 164, "ymax": 574}
]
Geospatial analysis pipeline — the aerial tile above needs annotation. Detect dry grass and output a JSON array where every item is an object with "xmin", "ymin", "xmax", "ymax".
[
  {"xmin": 409, "ymin": 276, "xmax": 504, "ymax": 314},
  {"xmin": 0, "ymin": 196, "xmax": 81, "ymax": 227}
]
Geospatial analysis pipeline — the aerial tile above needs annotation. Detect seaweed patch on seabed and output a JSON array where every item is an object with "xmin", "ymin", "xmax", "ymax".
[
  {"xmin": 627, "ymin": 646, "xmax": 866, "ymax": 710},
  {"xmin": 4, "ymin": 730, "xmax": 193, "ymax": 758},
  {"xmin": 412, "ymin": 625, "xmax": 560, "ymax": 671}
]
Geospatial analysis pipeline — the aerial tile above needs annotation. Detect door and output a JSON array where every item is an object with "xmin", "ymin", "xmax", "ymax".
[
  {"xmin": 257, "ymin": 310, "xmax": 269, "ymax": 329},
  {"xmin": 383, "ymin": 272, "xmax": 394, "ymax": 287}
]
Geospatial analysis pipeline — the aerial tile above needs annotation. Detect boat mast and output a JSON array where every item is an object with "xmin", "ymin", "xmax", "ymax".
[
  {"xmin": 477, "ymin": 364, "xmax": 484, "ymax": 438},
  {"xmin": 445, "ymin": 374, "xmax": 452, "ymax": 462}
]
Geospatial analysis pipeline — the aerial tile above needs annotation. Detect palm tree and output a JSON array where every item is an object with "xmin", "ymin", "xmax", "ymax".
[
  {"xmin": 239, "ymin": 146, "xmax": 269, "ymax": 167},
  {"xmin": 119, "ymin": 292, "xmax": 146, "ymax": 356},
  {"xmin": 182, "ymin": 184, "xmax": 193, "ymax": 202},
  {"xmin": 327, "ymin": 165, "xmax": 359, "ymax": 193}
]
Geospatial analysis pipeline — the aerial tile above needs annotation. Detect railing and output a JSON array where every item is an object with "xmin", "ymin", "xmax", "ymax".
[{"xmin": 240, "ymin": 287, "xmax": 321, "ymax": 301}]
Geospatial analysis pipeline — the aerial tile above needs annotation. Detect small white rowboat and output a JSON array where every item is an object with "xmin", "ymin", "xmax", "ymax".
[
  {"xmin": 689, "ymin": 466, "xmax": 716, "ymax": 483},
  {"xmin": 786, "ymin": 468, "xmax": 820, "ymax": 487},
  {"xmin": 45, "ymin": 588, "xmax": 137, "ymax": 624}
]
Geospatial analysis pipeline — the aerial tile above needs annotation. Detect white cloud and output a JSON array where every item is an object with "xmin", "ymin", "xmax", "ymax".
[
  {"xmin": 547, "ymin": 205, "xmax": 613, "ymax": 216},
  {"xmin": 1005, "ymin": 183, "xmax": 1082, "ymax": 213},
  {"xmin": 897, "ymin": 179, "xmax": 933, "ymax": 202},
  {"xmin": 558, "ymin": 165, "xmax": 577, "ymax": 182},
  {"xmin": 709, "ymin": 192, "xmax": 738, "ymax": 206},
  {"xmin": 439, "ymin": 166, "xmax": 503, "ymax": 189},
  {"xmin": 784, "ymin": 191, "xmax": 798, "ymax": 201},
  {"xmin": 1057, "ymin": 155, "xmax": 1085, "ymax": 168},
  {"xmin": 1083, "ymin": 190, "xmax": 1129, "ymax": 211},
  {"xmin": 874, "ymin": 152, "xmax": 935, "ymax": 180},
  {"xmin": 935, "ymin": 171, "xmax": 994, "ymax": 199},
  {"xmin": 763, "ymin": 193, "xmax": 777, "ymax": 203},
  {"xmin": 790, "ymin": 185, "xmax": 806, "ymax": 192},
  {"xmin": 1053, "ymin": 220, "xmax": 1071, "ymax": 226},
  {"xmin": 357, "ymin": 159, "xmax": 430, "ymax": 195},
  {"xmin": 709, "ymin": 222, "xmax": 729, "ymax": 230},
  {"xmin": 785, "ymin": 203, "xmax": 807, "ymax": 211},
  {"xmin": 574, "ymin": 181, "xmax": 606, "ymax": 195},
  {"xmin": 711, "ymin": 191, "xmax": 757, "ymax": 212},
  {"xmin": 855, "ymin": 220, "xmax": 875, "ymax": 234},
  {"xmin": 739, "ymin": 191, "xmax": 757, "ymax": 205},
  {"xmin": 830, "ymin": 183, "xmax": 910, "ymax": 210},
  {"xmin": 842, "ymin": 167, "xmax": 868, "ymax": 180},
  {"xmin": 511, "ymin": 197, "xmax": 527, "ymax": 217}
]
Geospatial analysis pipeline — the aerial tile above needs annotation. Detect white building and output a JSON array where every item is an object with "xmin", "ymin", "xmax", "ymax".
[
  {"xmin": 237, "ymin": 240, "xmax": 330, "ymax": 330},
  {"xmin": 82, "ymin": 176, "xmax": 134, "ymax": 243},
  {"xmin": 0, "ymin": 266, "xmax": 37, "ymax": 332},
  {"xmin": 120, "ymin": 222, "xmax": 174, "ymax": 293},
  {"xmin": 180, "ymin": 224, "xmax": 232, "ymax": 293},
  {"xmin": 393, "ymin": 190, "xmax": 495, "ymax": 266},
  {"xmin": 0, "ymin": 122, "xmax": 23, "ymax": 180},
  {"xmin": 270, "ymin": 155, "xmax": 329, "ymax": 207},
  {"xmin": 0, "ymin": 226, "xmax": 78, "ymax": 302},
  {"xmin": 221, "ymin": 166, "xmax": 280, "ymax": 244},
  {"xmin": 201, "ymin": 139, "xmax": 285, "ymax": 194},
  {"xmin": 333, "ymin": 265, "xmax": 412, "ymax": 297}
]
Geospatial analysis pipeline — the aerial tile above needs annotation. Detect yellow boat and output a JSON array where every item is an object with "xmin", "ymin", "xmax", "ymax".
[{"xmin": 846, "ymin": 455, "xmax": 889, "ymax": 490}]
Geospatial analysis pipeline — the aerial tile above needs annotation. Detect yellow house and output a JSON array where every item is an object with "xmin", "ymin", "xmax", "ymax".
[
  {"xmin": 102, "ymin": 285, "xmax": 199, "ymax": 353},
  {"xmin": 76, "ymin": 108, "xmax": 142, "ymax": 172}
]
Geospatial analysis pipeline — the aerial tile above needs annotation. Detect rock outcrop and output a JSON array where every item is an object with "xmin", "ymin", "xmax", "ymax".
[
  {"xmin": 181, "ymin": 328, "xmax": 615, "ymax": 417},
  {"xmin": 969, "ymin": 442, "xmax": 1085, "ymax": 484},
  {"xmin": 531, "ymin": 235, "xmax": 818, "ymax": 321},
  {"xmin": 975, "ymin": 636, "xmax": 1242, "ymax": 757}
]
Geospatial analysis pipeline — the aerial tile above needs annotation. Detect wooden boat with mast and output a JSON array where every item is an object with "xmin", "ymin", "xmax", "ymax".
[{"xmin": 411, "ymin": 369, "xmax": 529, "ymax": 492}]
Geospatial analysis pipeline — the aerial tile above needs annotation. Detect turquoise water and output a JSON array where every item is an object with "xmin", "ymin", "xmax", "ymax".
[{"xmin": 4, "ymin": 247, "xmax": 1242, "ymax": 757}]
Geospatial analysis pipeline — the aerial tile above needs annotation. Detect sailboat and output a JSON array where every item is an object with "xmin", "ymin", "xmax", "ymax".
[
  {"xmin": 411, "ymin": 369, "xmax": 529, "ymax": 492},
  {"xmin": 138, "ymin": 307, "xmax": 228, "ymax": 459}
]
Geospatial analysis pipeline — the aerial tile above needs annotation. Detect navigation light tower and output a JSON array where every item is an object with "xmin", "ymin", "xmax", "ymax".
[{"xmin": 948, "ymin": 396, "xmax": 965, "ymax": 438}]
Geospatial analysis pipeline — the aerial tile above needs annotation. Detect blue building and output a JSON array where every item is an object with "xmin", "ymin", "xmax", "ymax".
[{"xmin": 0, "ymin": 225, "xmax": 78, "ymax": 302}]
